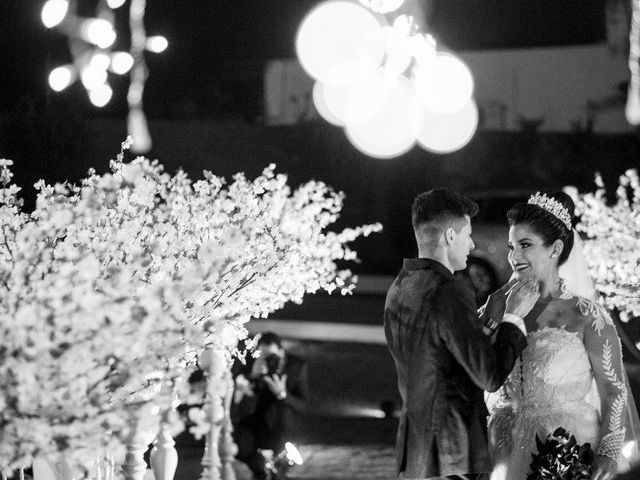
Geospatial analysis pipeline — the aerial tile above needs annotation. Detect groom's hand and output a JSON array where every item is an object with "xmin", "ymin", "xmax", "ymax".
[
  {"xmin": 505, "ymin": 278, "xmax": 539, "ymax": 319},
  {"xmin": 590, "ymin": 454, "xmax": 617, "ymax": 480},
  {"xmin": 484, "ymin": 277, "xmax": 518, "ymax": 322}
]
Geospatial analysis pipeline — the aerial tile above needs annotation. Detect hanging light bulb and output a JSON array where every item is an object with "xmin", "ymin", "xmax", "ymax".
[
  {"xmin": 412, "ymin": 99, "xmax": 478, "ymax": 154},
  {"xmin": 110, "ymin": 51, "xmax": 134, "ymax": 74},
  {"xmin": 146, "ymin": 36, "xmax": 168, "ymax": 53},
  {"xmin": 41, "ymin": 0, "xmax": 69, "ymax": 28},
  {"xmin": 359, "ymin": 0, "xmax": 405, "ymax": 14},
  {"xmin": 345, "ymin": 75, "xmax": 418, "ymax": 158},
  {"xmin": 296, "ymin": 1, "xmax": 385, "ymax": 86},
  {"xmin": 106, "ymin": 0, "xmax": 126, "ymax": 8},
  {"xmin": 88, "ymin": 83, "xmax": 113, "ymax": 107},
  {"xmin": 312, "ymin": 82, "xmax": 352, "ymax": 126},
  {"xmin": 81, "ymin": 65, "xmax": 108, "ymax": 91},
  {"xmin": 90, "ymin": 52, "xmax": 111, "ymax": 71},
  {"xmin": 81, "ymin": 18, "xmax": 117, "ymax": 48},
  {"xmin": 48, "ymin": 65, "xmax": 75, "ymax": 92},
  {"xmin": 379, "ymin": 25, "xmax": 412, "ymax": 78},
  {"xmin": 412, "ymin": 52, "xmax": 474, "ymax": 114}
]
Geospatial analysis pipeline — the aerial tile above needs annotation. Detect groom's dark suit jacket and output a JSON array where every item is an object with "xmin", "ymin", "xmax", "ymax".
[{"xmin": 384, "ymin": 258, "xmax": 527, "ymax": 479}]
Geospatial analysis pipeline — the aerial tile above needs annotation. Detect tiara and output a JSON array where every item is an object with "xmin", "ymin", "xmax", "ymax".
[{"xmin": 527, "ymin": 192, "xmax": 572, "ymax": 230}]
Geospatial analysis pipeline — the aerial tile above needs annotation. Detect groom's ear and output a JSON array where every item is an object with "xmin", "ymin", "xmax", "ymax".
[{"xmin": 444, "ymin": 227, "xmax": 455, "ymax": 245}]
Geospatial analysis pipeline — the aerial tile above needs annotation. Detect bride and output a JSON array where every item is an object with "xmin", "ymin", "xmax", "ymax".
[{"xmin": 483, "ymin": 191, "xmax": 640, "ymax": 480}]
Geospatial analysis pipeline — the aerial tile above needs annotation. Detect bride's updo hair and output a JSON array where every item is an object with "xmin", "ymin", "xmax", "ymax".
[{"xmin": 506, "ymin": 191, "xmax": 575, "ymax": 266}]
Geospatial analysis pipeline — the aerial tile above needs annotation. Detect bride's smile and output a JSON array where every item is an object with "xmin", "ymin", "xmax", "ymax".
[{"xmin": 507, "ymin": 223, "xmax": 564, "ymax": 299}]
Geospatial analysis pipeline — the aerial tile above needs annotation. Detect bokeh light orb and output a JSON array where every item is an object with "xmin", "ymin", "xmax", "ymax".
[
  {"xmin": 343, "ymin": 71, "xmax": 389, "ymax": 125},
  {"xmin": 110, "ymin": 52, "xmax": 134, "ymax": 74},
  {"xmin": 106, "ymin": 0, "xmax": 126, "ymax": 8},
  {"xmin": 48, "ymin": 65, "xmax": 74, "ymax": 92},
  {"xmin": 379, "ymin": 26, "xmax": 412, "ymax": 78},
  {"xmin": 312, "ymin": 82, "xmax": 354, "ymax": 126},
  {"xmin": 296, "ymin": 1, "xmax": 385, "ymax": 86},
  {"xmin": 81, "ymin": 66, "xmax": 108, "ymax": 91},
  {"xmin": 412, "ymin": 99, "xmax": 478, "ymax": 154},
  {"xmin": 345, "ymin": 75, "xmax": 417, "ymax": 158},
  {"xmin": 82, "ymin": 18, "xmax": 117, "ymax": 49},
  {"xmin": 412, "ymin": 52, "xmax": 474, "ymax": 114},
  {"xmin": 146, "ymin": 36, "xmax": 169, "ymax": 53},
  {"xmin": 360, "ymin": 0, "xmax": 405, "ymax": 14},
  {"xmin": 90, "ymin": 52, "xmax": 111, "ymax": 71},
  {"xmin": 88, "ymin": 83, "xmax": 113, "ymax": 107},
  {"xmin": 41, "ymin": 0, "xmax": 69, "ymax": 29}
]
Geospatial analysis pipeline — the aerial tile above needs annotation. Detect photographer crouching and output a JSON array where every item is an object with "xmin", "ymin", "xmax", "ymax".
[{"xmin": 231, "ymin": 332, "xmax": 308, "ymax": 480}]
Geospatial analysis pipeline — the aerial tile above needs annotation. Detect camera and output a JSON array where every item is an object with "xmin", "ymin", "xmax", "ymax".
[{"xmin": 263, "ymin": 353, "xmax": 282, "ymax": 376}]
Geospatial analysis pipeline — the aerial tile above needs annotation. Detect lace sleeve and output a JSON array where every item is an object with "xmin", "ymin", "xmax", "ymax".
[{"xmin": 580, "ymin": 298, "xmax": 628, "ymax": 461}]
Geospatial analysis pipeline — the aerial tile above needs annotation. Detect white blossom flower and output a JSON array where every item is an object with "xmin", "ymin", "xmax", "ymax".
[
  {"xmin": 0, "ymin": 146, "xmax": 381, "ymax": 475},
  {"xmin": 576, "ymin": 169, "xmax": 640, "ymax": 320}
]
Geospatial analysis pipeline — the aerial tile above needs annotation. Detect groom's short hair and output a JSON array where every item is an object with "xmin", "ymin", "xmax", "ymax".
[{"xmin": 412, "ymin": 189, "xmax": 478, "ymax": 239}]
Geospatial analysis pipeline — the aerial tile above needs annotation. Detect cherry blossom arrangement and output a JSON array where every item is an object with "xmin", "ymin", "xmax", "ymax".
[
  {"xmin": 574, "ymin": 169, "xmax": 640, "ymax": 321},
  {"xmin": 0, "ymin": 139, "xmax": 381, "ymax": 476}
]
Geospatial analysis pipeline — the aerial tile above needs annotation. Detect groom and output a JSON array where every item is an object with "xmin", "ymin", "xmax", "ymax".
[{"xmin": 384, "ymin": 189, "xmax": 538, "ymax": 480}]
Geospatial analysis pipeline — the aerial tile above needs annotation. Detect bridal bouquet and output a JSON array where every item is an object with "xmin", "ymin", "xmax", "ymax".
[{"xmin": 527, "ymin": 427, "xmax": 594, "ymax": 480}]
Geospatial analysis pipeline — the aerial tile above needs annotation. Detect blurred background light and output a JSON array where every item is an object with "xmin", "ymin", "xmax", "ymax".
[
  {"xmin": 146, "ymin": 35, "xmax": 169, "ymax": 53},
  {"xmin": 296, "ymin": 1, "xmax": 385, "ymax": 86},
  {"xmin": 88, "ymin": 83, "xmax": 113, "ymax": 107},
  {"xmin": 359, "ymin": 0, "xmax": 405, "ymax": 14},
  {"xmin": 412, "ymin": 52, "xmax": 474, "ymax": 114},
  {"xmin": 82, "ymin": 18, "xmax": 116, "ymax": 49},
  {"xmin": 343, "ymin": 71, "xmax": 388, "ymax": 125},
  {"xmin": 48, "ymin": 65, "xmax": 75, "ymax": 92},
  {"xmin": 90, "ymin": 52, "xmax": 111, "ymax": 72},
  {"xmin": 127, "ymin": 107, "xmax": 153, "ymax": 153},
  {"xmin": 412, "ymin": 99, "xmax": 479, "ymax": 153},
  {"xmin": 312, "ymin": 82, "xmax": 353, "ymax": 126},
  {"xmin": 81, "ymin": 65, "xmax": 108, "ymax": 91},
  {"xmin": 41, "ymin": 0, "xmax": 69, "ymax": 29},
  {"xmin": 110, "ymin": 52, "xmax": 134, "ymax": 74},
  {"xmin": 379, "ymin": 25, "xmax": 412, "ymax": 78},
  {"xmin": 285, "ymin": 442, "xmax": 304, "ymax": 466},
  {"xmin": 106, "ymin": 0, "xmax": 126, "ymax": 8},
  {"xmin": 297, "ymin": 0, "xmax": 478, "ymax": 157},
  {"xmin": 345, "ymin": 75, "xmax": 417, "ymax": 158},
  {"xmin": 408, "ymin": 33, "xmax": 437, "ymax": 66}
]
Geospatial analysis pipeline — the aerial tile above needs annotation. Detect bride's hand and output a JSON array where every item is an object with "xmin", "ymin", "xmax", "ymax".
[{"xmin": 590, "ymin": 454, "xmax": 617, "ymax": 480}]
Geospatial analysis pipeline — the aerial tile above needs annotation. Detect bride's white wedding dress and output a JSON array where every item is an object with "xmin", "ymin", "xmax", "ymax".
[{"xmin": 487, "ymin": 289, "xmax": 639, "ymax": 480}]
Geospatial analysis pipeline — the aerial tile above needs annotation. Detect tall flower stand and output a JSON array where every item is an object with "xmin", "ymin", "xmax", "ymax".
[
  {"xmin": 198, "ymin": 348, "xmax": 227, "ymax": 480},
  {"xmin": 123, "ymin": 406, "xmax": 151, "ymax": 480},
  {"xmin": 218, "ymin": 370, "xmax": 238, "ymax": 480},
  {"xmin": 150, "ymin": 408, "xmax": 178, "ymax": 480}
]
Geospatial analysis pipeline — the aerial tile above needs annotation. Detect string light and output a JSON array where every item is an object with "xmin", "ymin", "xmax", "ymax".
[
  {"xmin": 41, "ymin": 0, "xmax": 69, "ymax": 29},
  {"xmin": 48, "ymin": 65, "xmax": 75, "ymax": 92},
  {"xmin": 626, "ymin": 0, "xmax": 640, "ymax": 125},
  {"xmin": 110, "ymin": 52, "xmax": 134, "ymax": 75},
  {"xmin": 146, "ymin": 36, "xmax": 168, "ymax": 53},
  {"xmin": 41, "ymin": 0, "xmax": 166, "ymax": 153}
]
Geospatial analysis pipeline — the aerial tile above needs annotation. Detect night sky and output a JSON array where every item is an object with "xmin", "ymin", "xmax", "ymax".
[{"xmin": 1, "ymin": 0, "xmax": 606, "ymax": 119}]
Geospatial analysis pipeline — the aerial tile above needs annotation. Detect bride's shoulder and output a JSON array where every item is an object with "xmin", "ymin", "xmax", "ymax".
[{"xmin": 556, "ymin": 292, "xmax": 613, "ymax": 334}]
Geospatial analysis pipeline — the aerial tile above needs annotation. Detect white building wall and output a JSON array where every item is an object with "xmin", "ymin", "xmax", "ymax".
[{"xmin": 264, "ymin": 43, "xmax": 632, "ymax": 133}]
